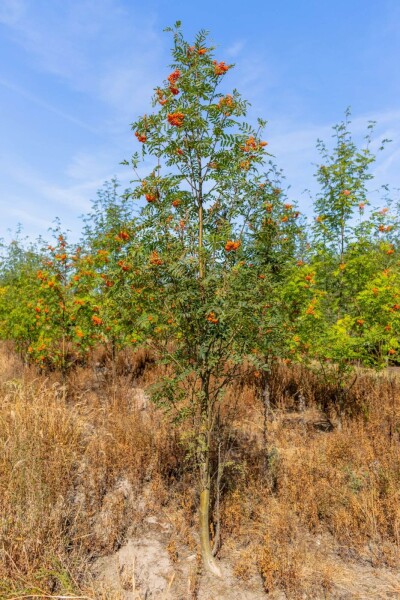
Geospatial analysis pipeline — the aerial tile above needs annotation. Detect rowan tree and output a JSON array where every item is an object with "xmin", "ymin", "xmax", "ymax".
[
  {"xmin": 28, "ymin": 227, "xmax": 86, "ymax": 374},
  {"xmin": 123, "ymin": 23, "xmax": 289, "ymax": 574},
  {"xmin": 0, "ymin": 235, "xmax": 43, "ymax": 357},
  {"xmin": 302, "ymin": 114, "xmax": 398, "ymax": 418},
  {"xmin": 79, "ymin": 179, "xmax": 140, "ymax": 376}
]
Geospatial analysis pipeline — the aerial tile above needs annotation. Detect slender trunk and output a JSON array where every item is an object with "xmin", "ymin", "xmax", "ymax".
[
  {"xmin": 196, "ymin": 142, "xmax": 204, "ymax": 281},
  {"xmin": 198, "ymin": 376, "xmax": 221, "ymax": 577},
  {"xmin": 336, "ymin": 384, "xmax": 344, "ymax": 431},
  {"xmin": 198, "ymin": 174, "xmax": 205, "ymax": 286},
  {"xmin": 212, "ymin": 442, "xmax": 222, "ymax": 557},
  {"xmin": 262, "ymin": 374, "xmax": 271, "ymax": 462},
  {"xmin": 196, "ymin": 144, "xmax": 219, "ymax": 573},
  {"xmin": 389, "ymin": 378, "xmax": 396, "ymax": 445},
  {"xmin": 199, "ymin": 202, "xmax": 204, "ymax": 279},
  {"xmin": 62, "ymin": 333, "xmax": 66, "ymax": 373},
  {"xmin": 338, "ymin": 198, "xmax": 345, "ymax": 319},
  {"xmin": 110, "ymin": 339, "xmax": 117, "ymax": 404},
  {"xmin": 61, "ymin": 332, "xmax": 67, "ymax": 401},
  {"xmin": 111, "ymin": 339, "xmax": 116, "ymax": 381},
  {"xmin": 199, "ymin": 463, "xmax": 221, "ymax": 577}
]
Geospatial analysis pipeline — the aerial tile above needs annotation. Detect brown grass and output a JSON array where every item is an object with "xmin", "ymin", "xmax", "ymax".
[
  {"xmin": 0, "ymin": 345, "xmax": 399, "ymax": 598},
  {"xmin": 219, "ymin": 365, "xmax": 400, "ymax": 596},
  {"xmin": 0, "ymin": 346, "xmax": 178, "ymax": 598}
]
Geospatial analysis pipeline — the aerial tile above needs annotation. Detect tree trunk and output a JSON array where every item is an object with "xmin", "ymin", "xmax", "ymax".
[
  {"xmin": 199, "ymin": 462, "xmax": 222, "ymax": 577},
  {"xmin": 212, "ymin": 442, "xmax": 222, "ymax": 557},
  {"xmin": 262, "ymin": 374, "xmax": 271, "ymax": 462},
  {"xmin": 198, "ymin": 375, "xmax": 221, "ymax": 577}
]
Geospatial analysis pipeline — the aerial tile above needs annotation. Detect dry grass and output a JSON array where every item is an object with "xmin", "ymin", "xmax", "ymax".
[
  {"xmin": 0, "ymin": 345, "xmax": 399, "ymax": 598},
  {"xmin": 219, "ymin": 365, "xmax": 400, "ymax": 596},
  {"xmin": 0, "ymin": 346, "xmax": 178, "ymax": 598}
]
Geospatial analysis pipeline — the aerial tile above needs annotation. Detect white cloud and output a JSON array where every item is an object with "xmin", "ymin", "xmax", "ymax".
[
  {"xmin": 226, "ymin": 40, "xmax": 245, "ymax": 58},
  {"xmin": 0, "ymin": 77, "xmax": 99, "ymax": 133},
  {"xmin": 1, "ymin": 1, "xmax": 399, "ymax": 237},
  {"xmin": 98, "ymin": 60, "xmax": 161, "ymax": 122},
  {"xmin": 266, "ymin": 109, "xmax": 400, "ymax": 209},
  {"xmin": 66, "ymin": 151, "xmax": 117, "ymax": 182},
  {"xmin": 0, "ymin": 0, "xmax": 163, "ymax": 118},
  {"xmin": 6, "ymin": 207, "xmax": 53, "ymax": 231}
]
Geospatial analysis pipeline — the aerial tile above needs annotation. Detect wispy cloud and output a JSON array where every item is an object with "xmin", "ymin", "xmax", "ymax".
[
  {"xmin": 0, "ymin": 0, "xmax": 164, "ymax": 238},
  {"xmin": 0, "ymin": 0, "xmax": 399, "ymax": 240},
  {"xmin": 267, "ymin": 109, "xmax": 400, "ymax": 208},
  {"xmin": 226, "ymin": 40, "xmax": 245, "ymax": 58},
  {"xmin": 5, "ymin": 207, "xmax": 53, "ymax": 232},
  {"xmin": 0, "ymin": 77, "xmax": 99, "ymax": 133},
  {"xmin": 0, "ymin": 154, "xmax": 113, "ymax": 213},
  {"xmin": 0, "ymin": 0, "xmax": 163, "ymax": 117}
]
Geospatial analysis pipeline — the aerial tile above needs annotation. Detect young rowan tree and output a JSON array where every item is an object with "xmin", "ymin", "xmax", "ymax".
[
  {"xmin": 79, "ymin": 179, "xmax": 140, "ymax": 380},
  {"xmin": 123, "ymin": 23, "xmax": 288, "ymax": 575},
  {"xmin": 305, "ymin": 114, "xmax": 397, "ymax": 418},
  {"xmin": 239, "ymin": 177, "xmax": 306, "ymax": 454},
  {"xmin": 0, "ymin": 235, "xmax": 43, "ymax": 357},
  {"xmin": 15, "ymin": 226, "xmax": 90, "ymax": 376}
]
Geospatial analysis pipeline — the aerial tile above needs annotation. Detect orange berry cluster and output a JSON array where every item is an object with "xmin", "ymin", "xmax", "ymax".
[
  {"xmin": 150, "ymin": 251, "xmax": 163, "ymax": 266},
  {"xmin": 213, "ymin": 61, "xmax": 229, "ymax": 75},
  {"xmin": 156, "ymin": 88, "xmax": 168, "ymax": 105},
  {"xmin": 135, "ymin": 131, "xmax": 146, "ymax": 143},
  {"xmin": 167, "ymin": 69, "xmax": 181, "ymax": 95},
  {"xmin": 117, "ymin": 260, "xmax": 130, "ymax": 272},
  {"xmin": 218, "ymin": 94, "xmax": 234, "ymax": 115},
  {"xmin": 225, "ymin": 240, "xmax": 241, "ymax": 252},
  {"xmin": 240, "ymin": 136, "xmax": 267, "ymax": 152},
  {"xmin": 167, "ymin": 112, "xmax": 185, "ymax": 127},
  {"xmin": 206, "ymin": 311, "xmax": 219, "ymax": 324}
]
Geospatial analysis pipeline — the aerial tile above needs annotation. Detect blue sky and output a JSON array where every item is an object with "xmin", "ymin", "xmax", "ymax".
[{"xmin": 0, "ymin": 0, "xmax": 399, "ymax": 241}]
